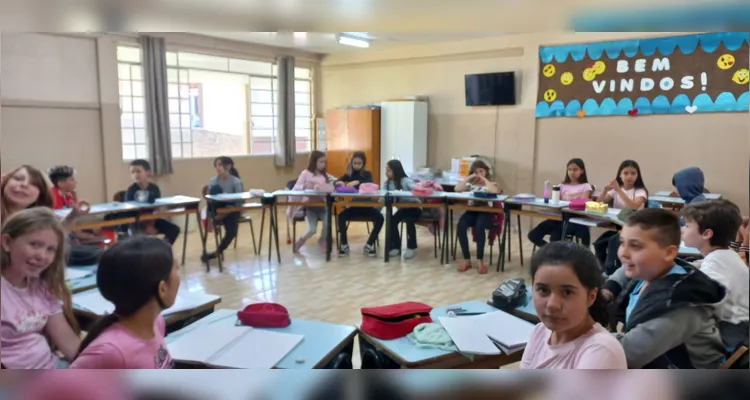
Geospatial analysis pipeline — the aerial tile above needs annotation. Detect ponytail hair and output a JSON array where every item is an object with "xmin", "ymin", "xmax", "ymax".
[
  {"xmin": 75, "ymin": 237, "xmax": 175, "ymax": 359},
  {"xmin": 530, "ymin": 241, "xmax": 610, "ymax": 326},
  {"xmin": 214, "ymin": 156, "xmax": 240, "ymax": 179}
]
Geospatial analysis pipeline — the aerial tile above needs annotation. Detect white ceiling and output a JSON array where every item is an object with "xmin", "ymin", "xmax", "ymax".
[{"xmin": 200, "ymin": 32, "xmax": 505, "ymax": 54}]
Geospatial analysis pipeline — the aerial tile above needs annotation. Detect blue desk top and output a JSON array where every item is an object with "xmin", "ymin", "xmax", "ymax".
[
  {"xmin": 443, "ymin": 192, "xmax": 509, "ymax": 202},
  {"xmin": 358, "ymin": 300, "xmax": 502, "ymax": 365},
  {"xmin": 504, "ymin": 197, "xmax": 570, "ymax": 209},
  {"xmin": 652, "ymin": 192, "xmax": 721, "ymax": 201},
  {"xmin": 166, "ymin": 309, "xmax": 356, "ymax": 369},
  {"xmin": 65, "ymin": 265, "xmax": 97, "ymax": 293},
  {"xmin": 333, "ymin": 190, "xmax": 388, "ymax": 198},
  {"xmin": 206, "ymin": 192, "xmax": 271, "ymax": 202}
]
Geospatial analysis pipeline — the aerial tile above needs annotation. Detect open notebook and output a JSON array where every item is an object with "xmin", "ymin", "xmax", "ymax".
[
  {"xmin": 438, "ymin": 310, "xmax": 535, "ymax": 355},
  {"xmin": 167, "ymin": 324, "xmax": 304, "ymax": 369},
  {"xmin": 72, "ymin": 289, "xmax": 220, "ymax": 316}
]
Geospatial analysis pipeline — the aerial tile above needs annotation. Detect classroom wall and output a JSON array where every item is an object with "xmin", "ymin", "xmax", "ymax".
[
  {"xmin": 1, "ymin": 33, "xmax": 318, "ymax": 204},
  {"xmin": 321, "ymin": 32, "xmax": 750, "ymax": 213}
]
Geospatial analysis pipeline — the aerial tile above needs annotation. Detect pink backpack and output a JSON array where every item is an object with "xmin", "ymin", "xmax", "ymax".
[{"xmin": 359, "ymin": 183, "xmax": 380, "ymax": 194}]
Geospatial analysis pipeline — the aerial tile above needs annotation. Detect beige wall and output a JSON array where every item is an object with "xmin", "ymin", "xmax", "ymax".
[
  {"xmin": 321, "ymin": 32, "xmax": 750, "ymax": 213},
  {"xmin": 1, "ymin": 33, "xmax": 316, "ymax": 203}
]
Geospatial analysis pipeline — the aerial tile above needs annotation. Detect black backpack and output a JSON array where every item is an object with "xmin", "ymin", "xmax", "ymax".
[{"xmin": 492, "ymin": 278, "xmax": 527, "ymax": 312}]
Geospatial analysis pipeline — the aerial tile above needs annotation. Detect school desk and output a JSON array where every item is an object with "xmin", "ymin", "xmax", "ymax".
[
  {"xmin": 205, "ymin": 192, "xmax": 278, "ymax": 271},
  {"xmin": 500, "ymin": 197, "xmax": 569, "ymax": 272},
  {"xmin": 58, "ymin": 196, "xmax": 203, "ymax": 266},
  {"xmin": 272, "ymin": 190, "xmax": 333, "ymax": 261},
  {"xmin": 65, "ymin": 265, "xmax": 97, "ymax": 294},
  {"xmin": 72, "ymin": 293, "xmax": 221, "ymax": 334},
  {"xmin": 356, "ymin": 300, "xmax": 526, "ymax": 369},
  {"xmin": 165, "ymin": 309, "xmax": 357, "ymax": 369},
  {"xmin": 444, "ymin": 193, "xmax": 509, "ymax": 270},
  {"xmin": 649, "ymin": 193, "xmax": 722, "ymax": 209}
]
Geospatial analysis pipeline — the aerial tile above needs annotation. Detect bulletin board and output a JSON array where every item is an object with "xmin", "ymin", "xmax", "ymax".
[{"xmin": 535, "ymin": 32, "xmax": 749, "ymax": 117}]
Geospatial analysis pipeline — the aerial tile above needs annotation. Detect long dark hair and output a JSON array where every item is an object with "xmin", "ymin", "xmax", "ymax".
[
  {"xmin": 530, "ymin": 241, "xmax": 609, "ymax": 326},
  {"xmin": 1, "ymin": 165, "xmax": 55, "ymax": 224},
  {"xmin": 214, "ymin": 156, "xmax": 239, "ymax": 178},
  {"xmin": 615, "ymin": 159, "xmax": 647, "ymax": 195},
  {"xmin": 563, "ymin": 158, "xmax": 589, "ymax": 184},
  {"xmin": 386, "ymin": 159, "xmax": 408, "ymax": 190},
  {"xmin": 75, "ymin": 237, "xmax": 175, "ymax": 358},
  {"xmin": 306, "ymin": 150, "xmax": 327, "ymax": 177},
  {"xmin": 346, "ymin": 151, "xmax": 367, "ymax": 176}
]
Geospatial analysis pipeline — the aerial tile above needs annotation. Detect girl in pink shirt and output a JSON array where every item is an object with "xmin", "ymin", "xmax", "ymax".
[
  {"xmin": 528, "ymin": 158, "xmax": 594, "ymax": 248},
  {"xmin": 71, "ymin": 237, "xmax": 178, "ymax": 369},
  {"xmin": 289, "ymin": 151, "xmax": 332, "ymax": 252},
  {"xmin": 1, "ymin": 208, "xmax": 81, "ymax": 369},
  {"xmin": 521, "ymin": 241, "xmax": 627, "ymax": 369}
]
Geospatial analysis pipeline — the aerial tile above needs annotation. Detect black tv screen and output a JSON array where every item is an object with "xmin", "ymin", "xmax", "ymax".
[{"xmin": 465, "ymin": 72, "xmax": 516, "ymax": 106}]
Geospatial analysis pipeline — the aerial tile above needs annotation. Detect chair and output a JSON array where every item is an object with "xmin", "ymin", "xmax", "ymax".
[
  {"xmin": 333, "ymin": 206, "xmax": 379, "ymax": 252},
  {"xmin": 202, "ymin": 185, "xmax": 258, "ymax": 257},
  {"xmin": 721, "ymin": 346, "xmax": 749, "ymax": 369},
  {"xmin": 285, "ymin": 179, "xmax": 307, "ymax": 250},
  {"xmin": 406, "ymin": 210, "xmax": 441, "ymax": 258}
]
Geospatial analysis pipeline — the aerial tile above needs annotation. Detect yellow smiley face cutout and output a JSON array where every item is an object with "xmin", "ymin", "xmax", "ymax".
[
  {"xmin": 543, "ymin": 89, "xmax": 557, "ymax": 103},
  {"xmin": 560, "ymin": 72, "xmax": 574, "ymax": 85},
  {"xmin": 542, "ymin": 64, "xmax": 556, "ymax": 77},
  {"xmin": 732, "ymin": 68, "xmax": 749, "ymax": 85},
  {"xmin": 582, "ymin": 68, "xmax": 597, "ymax": 82},
  {"xmin": 592, "ymin": 61, "xmax": 606, "ymax": 75},
  {"xmin": 717, "ymin": 54, "xmax": 736, "ymax": 70}
]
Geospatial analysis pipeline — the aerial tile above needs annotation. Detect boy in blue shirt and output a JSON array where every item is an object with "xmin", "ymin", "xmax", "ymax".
[{"xmin": 602, "ymin": 208, "xmax": 726, "ymax": 368}]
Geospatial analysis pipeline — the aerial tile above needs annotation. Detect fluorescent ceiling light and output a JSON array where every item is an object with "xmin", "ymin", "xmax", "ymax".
[{"xmin": 338, "ymin": 33, "xmax": 370, "ymax": 48}]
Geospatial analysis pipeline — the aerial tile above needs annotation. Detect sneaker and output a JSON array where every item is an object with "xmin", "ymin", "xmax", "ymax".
[
  {"xmin": 403, "ymin": 249, "xmax": 416, "ymax": 260},
  {"xmin": 293, "ymin": 239, "xmax": 305, "ymax": 252},
  {"xmin": 364, "ymin": 244, "xmax": 377, "ymax": 257},
  {"xmin": 389, "ymin": 248, "xmax": 401, "ymax": 257},
  {"xmin": 339, "ymin": 244, "xmax": 350, "ymax": 256},
  {"xmin": 201, "ymin": 252, "xmax": 218, "ymax": 263}
]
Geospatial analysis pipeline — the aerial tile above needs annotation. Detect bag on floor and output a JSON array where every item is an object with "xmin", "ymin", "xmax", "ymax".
[
  {"xmin": 360, "ymin": 302, "xmax": 433, "ymax": 340},
  {"xmin": 237, "ymin": 303, "xmax": 291, "ymax": 328},
  {"xmin": 491, "ymin": 278, "xmax": 527, "ymax": 312}
]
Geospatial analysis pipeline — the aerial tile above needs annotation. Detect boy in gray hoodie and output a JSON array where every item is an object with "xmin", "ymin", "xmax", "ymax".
[{"xmin": 602, "ymin": 208, "xmax": 726, "ymax": 369}]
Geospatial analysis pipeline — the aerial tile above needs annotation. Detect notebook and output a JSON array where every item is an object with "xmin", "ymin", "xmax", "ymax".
[
  {"xmin": 167, "ymin": 324, "xmax": 304, "ymax": 369},
  {"xmin": 73, "ymin": 289, "xmax": 220, "ymax": 316},
  {"xmin": 438, "ymin": 310, "xmax": 535, "ymax": 355},
  {"xmin": 65, "ymin": 267, "xmax": 94, "ymax": 281}
]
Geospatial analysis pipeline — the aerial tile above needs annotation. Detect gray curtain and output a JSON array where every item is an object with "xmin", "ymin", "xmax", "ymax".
[
  {"xmin": 140, "ymin": 35, "xmax": 173, "ymax": 174},
  {"xmin": 275, "ymin": 56, "xmax": 296, "ymax": 166}
]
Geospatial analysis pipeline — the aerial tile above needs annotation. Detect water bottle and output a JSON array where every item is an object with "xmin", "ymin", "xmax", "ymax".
[
  {"xmin": 551, "ymin": 185, "xmax": 561, "ymax": 205},
  {"xmin": 543, "ymin": 180, "xmax": 551, "ymax": 204}
]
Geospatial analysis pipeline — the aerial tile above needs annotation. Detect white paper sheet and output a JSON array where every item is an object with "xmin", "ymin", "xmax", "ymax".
[
  {"xmin": 73, "ymin": 289, "xmax": 220, "ymax": 316},
  {"xmin": 210, "ymin": 329, "xmax": 304, "ymax": 369},
  {"xmin": 65, "ymin": 267, "xmax": 93, "ymax": 281},
  {"xmin": 476, "ymin": 311, "xmax": 535, "ymax": 348},
  {"xmin": 168, "ymin": 324, "xmax": 251, "ymax": 364},
  {"xmin": 437, "ymin": 316, "xmax": 501, "ymax": 355}
]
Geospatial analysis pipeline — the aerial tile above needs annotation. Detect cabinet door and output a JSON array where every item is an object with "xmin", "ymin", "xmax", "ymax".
[
  {"xmin": 347, "ymin": 109, "xmax": 380, "ymax": 184},
  {"xmin": 325, "ymin": 109, "xmax": 349, "ymax": 178}
]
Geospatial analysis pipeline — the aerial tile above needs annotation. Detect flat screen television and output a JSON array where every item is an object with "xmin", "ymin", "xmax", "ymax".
[{"xmin": 465, "ymin": 72, "xmax": 516, "ymax": 106}]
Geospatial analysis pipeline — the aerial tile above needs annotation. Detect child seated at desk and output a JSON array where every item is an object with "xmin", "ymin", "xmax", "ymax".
[
  {"xmin": 384, "ymin": 160, "xmax": 421, "ymax": 259},
  {"xmin": 1, "ymin": 208, "xmax": 81, "ymax": 369},
  {"xmin": 528, "ymin": 158, "xmax": 593, "ymax": 249},
  {"xmin": 521, "ymin": 241, "xmax": 626, "ymax": 369},
  {"xmin": 291, "ymin": 151, "xmax": 331, "ymax": 253},
  {"xmin": 125, "ymin": 159, "xmax": 181, "ymax": 246},
  {"xmin": 730, "ymin": 217, "xmax": 749, "ymax": 265},
  {"xmin": 334, "ymin": 151, "xmax": 383, "ymax": 257},
  {"xmin": 681, "ymin": 200, "xmax": 749, "ymax": 352},
  {"xmin": 603, "ymin": 209, "xmax": 726, "ymax": 369},
  {"xmin": 48, "ymin": 165, "xmax": 104, "ymax": 245},
  {"xmin": 669, "ymin": 167, "xmax": 709, "ymax": 202},
  {"xmin": 71, "ymin": 237, "xmax": 177, "ymax": 369},
  {"xmin": 202, "ymin": 156, "xmax": 244, "ymax": 263}
]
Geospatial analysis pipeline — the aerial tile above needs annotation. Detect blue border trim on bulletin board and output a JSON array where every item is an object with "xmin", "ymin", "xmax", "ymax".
[
  {"xmin": 572, "ymin": 5, "xmax": 750, "ymax": 32},
  {"xmin": 536, "ymin": 33, "xmax": 750, "ymax": 118}
]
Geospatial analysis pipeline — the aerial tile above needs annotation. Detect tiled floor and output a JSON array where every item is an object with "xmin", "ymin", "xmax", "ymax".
[{"xmin": 175, "ymin": 209, "xmax": 536, "ymax": 368}]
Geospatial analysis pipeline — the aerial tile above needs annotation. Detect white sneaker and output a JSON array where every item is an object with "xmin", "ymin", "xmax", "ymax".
[
  {"xmin": 389, "ymin": 248, "xmax": 401, "ymax": 257},
  {"xmin": 403, "ymin": 249, "xmax": 416, "ymax": 259},
  {"xmin": 364, "ymin": 244, "xmax": 377, "ymax": 257}
]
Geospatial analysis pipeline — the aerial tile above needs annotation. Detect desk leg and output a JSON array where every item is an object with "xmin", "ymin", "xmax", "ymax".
[
  {"xmin": 441, "ymin": 202, "xmax": 450, "ymax": 265},
  {"xmin": 499, "ymin": 208, "xmax": 511, "ymax": 272},
  {"xmin": 196, "ymin": 210, "xmax": 208, "ymax": 272},
  {"xmin": 384, "ymin": 197, "xmax": 392, "ymax": 263},
  {"xmin": 273, "ymin": 203, "xmax": 281, "ymax": 263},
  {"xmin": 181, "ymin": 210, "xmax": 190, "ymax": 266},
  {"xmin": 326, "ymin": 197, "xmax": 334, "ymax": 262},
  {"xmin": 258, "ymin": 207, "xmax": 266, "ymax": 256},
  {"xmin": 561, "ymin": 212, "xmax": 570, "ymax": 243},
  {"xmin": 268, "ymin": 205, "xmax": 274, "ymax": 263}
]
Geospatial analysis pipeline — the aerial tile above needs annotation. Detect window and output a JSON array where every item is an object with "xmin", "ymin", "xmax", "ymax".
[
  {"xmin": 117, "ymin": 46, "xmax": 148, "ymax": 160},
  {"xmin": 116, "ymin": 46, "xmax": 314, "ymax": 160}
]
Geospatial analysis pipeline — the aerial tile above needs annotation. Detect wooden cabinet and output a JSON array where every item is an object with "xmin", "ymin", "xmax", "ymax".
[{"xmin": 325, "ymin": 107, "xmax": 381, "ymax": 184}]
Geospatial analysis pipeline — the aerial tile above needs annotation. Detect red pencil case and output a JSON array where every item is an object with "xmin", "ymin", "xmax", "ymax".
[
  {"xmin": 360, "ymin": 302, "xmax": 433, "ymax": 340},
  {"xmin": 237, "ymin": 303, "xmax": 291, "ymax": 328},
  {"xmin": 569, "ymin": 198, "xmax": 590, "ymax": 210}
]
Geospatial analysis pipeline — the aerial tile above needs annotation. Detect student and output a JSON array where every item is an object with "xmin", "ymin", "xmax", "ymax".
[
  {"xmin": 528, "ymin": 158, "xmax": 593, "ymax": 249},
  {"xmin": 202, "ymin": 156, "xmax": 244, "ymax": 262},
  {"xmin": 681, "ymin": 200, "xmax": 749, "ymax": 351},
  {"xmin": 729, "ymin": 217, "xmax": 749, "ymax": 264},
  {"xmin": 669, "ymin": 167, "xmax": 709, "ymax": 201},
  {"xmin": 521, "ymin": 241, "xmax": 627, "ymax": 369},
  {"xmin": 0, "ymin": 208, "xmax": 81, "ymax": 369},
  {"xmin": 71, "ymin": 237, "xmax": 177, "ymax": 369},
  {"xmin": 594, "ymin": 160, "xmax": 648, "ymax": 273},
  {"xmin": 334, "ymin": 151, "xmax": 383, "ymax": 257},
  {"xmin": 602, "ymin": 209, "xmax": 726, "ymax": 369},
  {"xmin": 454, "ymin": 159, "xmax": 500, "ymax": 274},
  {"xmin": 48, "ymin": 165, "xmax": 77, "ymax": 210},
  {"xmin": 124, "ymin": 159, "xmax": 181, "ymax": 246},
  {"xmin": 384, "ymin": 160, "xmax": 420, "ymax": 259},
  {"xmin": 291, "ymin": 150, "xmax": 331, "ymax": 252}
]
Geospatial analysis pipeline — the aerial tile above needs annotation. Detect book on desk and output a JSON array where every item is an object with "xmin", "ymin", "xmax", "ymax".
[{"xmin": 167, "ymin": 323, "xmax": 304, "ymax": 369}]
